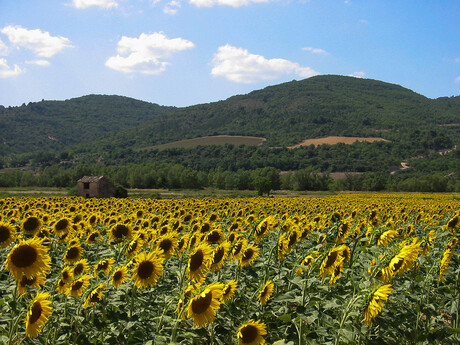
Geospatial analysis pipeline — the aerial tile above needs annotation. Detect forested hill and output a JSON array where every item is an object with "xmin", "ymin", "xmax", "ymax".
[
  {"xmin": 93, "ymin": 75, "xmax": 460, "ymax": 150},
  {"xmin": 1, "ymin": 75, "xmax": 459, "ymax": 166},
  {"xmin": 0, "ymin": 95, "xmax": 175, "ymax": 156}
]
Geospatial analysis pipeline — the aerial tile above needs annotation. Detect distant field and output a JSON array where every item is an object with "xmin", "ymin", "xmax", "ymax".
[
  {"xmin": 288, "ymin": 136, "xmax": 390, "ymax": 148},
  {"xmin": 140, "ymin": 135, "xmax": 266, "ymax": 150}
]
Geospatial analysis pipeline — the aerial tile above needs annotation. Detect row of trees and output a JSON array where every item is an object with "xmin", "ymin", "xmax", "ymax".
[{"xmin": 1, "ymin": 163, "xmax": 458, "ymax": 193}]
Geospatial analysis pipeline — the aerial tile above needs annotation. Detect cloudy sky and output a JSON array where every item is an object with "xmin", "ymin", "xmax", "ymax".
[{"xmin": 0, "ymin": 0, "xmax": 459, "ymax": 107}]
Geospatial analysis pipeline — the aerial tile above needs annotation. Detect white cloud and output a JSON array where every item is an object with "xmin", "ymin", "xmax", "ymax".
[
  {"xmin": 455, "ymin": 58, "xmax": 460, "ymax": 63},
  {"xmin": 359, "ymin": 19, "xmax": 369, "ymax": 24},
  {"xmin": 26, "ymin": 60, "xmax": 51, "ymax": 66},
  {"xmin": 72, "ymin": 0, "xmax": 118, "ymax": 9},
  {"xmin": 164, "ymin": 0, "xmax": 181, "ymax": 14},
  {"xmin": 211, "ymin": 44, "xmax": 319, "ymax": 83},
  {"xmin": 0, "ymin": 58, "xmax": 22, "ymax": 78},
  {"xmin": 189, "ymin": 0, "xmax": 271, "ymax": 8},
  {"xmin": 1, "ymin": 25, "xmax": 73, "ymax": 58},
  {"xmin": 0, "ymin": 39, "xmax": 8, "ymax": 55},
  {"xmin": 105, "ymin": 32, "xmax": 195, "ymax": 74},
  {"xmin": 349, "ymin": 71, "xmax": 365, "ymax": 78},
  {"xmin": 455, "ymin": 76, "xmax": 460, "ymax": 83},
  {"xmin": 302, "ymin": 46, "xmax": 328, "ymax": 55}
]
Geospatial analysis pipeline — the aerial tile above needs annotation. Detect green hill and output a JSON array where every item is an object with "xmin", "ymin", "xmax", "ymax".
[
  {"xmin": 0, "ymin": 95, "xmax": 175, "ymax": 157},
  {"xmin": 1, "ymin": 75, "xmax": 459, "ymax": 176},
  {"xmin": 89, "ymin": 75, "xmax": 459, "ymax": 152}
]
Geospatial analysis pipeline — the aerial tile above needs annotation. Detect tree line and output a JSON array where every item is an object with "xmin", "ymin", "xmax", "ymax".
[{"xmin": 0, "ymin": 162, "xmax": 458, "ymax": 194}]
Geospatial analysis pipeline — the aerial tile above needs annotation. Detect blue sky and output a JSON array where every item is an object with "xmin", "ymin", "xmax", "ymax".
[{"xmin": 0, "ymin": 0, "xmax": 459, "ymax": 107}]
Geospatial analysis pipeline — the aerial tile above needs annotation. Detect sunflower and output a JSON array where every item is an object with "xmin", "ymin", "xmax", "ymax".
[
  {"xmin": 72, "ymin": 258, "xmax": 90, "ymax": 277},
  {"xmin": 221, "ymin": 280, "xmax": 238, "ymax": 303},
  {"xmin": 329, "ymin": 261, "xmax": 344, "ymax": 285},
  {"xmin": 236, "ymin": 319, "xmax": 267, "ymax": 345},
  {"xmin": 187, "ymin": 282, "xmax": 224, "ymax": 328},
  {"xmin": 287, "ymin": 229, "xmax": 299, "ymax": 250},
  {"xmin": 277, "ymin": 233, "xmax": 289, "ymax": 261},
  {"xmin": 24, "ymin": 291, "xmax": 53, "ymax": 338},
  {"xmin": 83, "ymin": 283, "xmax": 106, "ymax": 308},
  {"xmin": 131, "ymin": 250, "xmax": 164, "ymax": 289},
  {"xmin": 17, "ymin": 274, "xmax": 46, "ymax": 295},
  {"xmin": 177, "ymin": 234, "xmax": 190, "ymax": 256},
  {"xmin": 21, "ymin": 216, "xmax": 42, "ymax": 236},
  {"xmin": 93, "ymin": 258, "xmax": 115, "ymax": 277},
  {"xmin": 186, "ymin": 243, "xmax": 213, "ymax": 283},
  {"xmin": 295, "ymin": 254, "xmax": 316, "ymax": 276},
  {"xmin": 0, "ymin": 222, "xmax": 15, "ymax": 248},
  {"xmin": 254, "ymin": 217, "xmax": 272, "ymax": 243},
  {"xmin": 60, "ymin": 266, "xmax": 73, "ymax": 283},
  {"xmin": 363, "ymin": 284, "xmax": 393, "ymax": 325},
  {"xmin": 109, "ymin": 223, "xmax": 133, "ymax": 243},
  {"xmin": 205, "ymin": 228, "xmax": 225, "ymax": 245},
  {"xmin": 66, "ymin": 274, "xmax": 91, "ymax": 297},
  {"xmin": 111, "ymin": 266, "xmax": 129, "ymax": 288},
  {"xmin": 439, "ymin": 246, "xmax": 454, "ymax": 282},
  {"xmin": 336, "ymin": 221, "xmax": 351, "ymax": 244},
  {"xmin": 445, "ymin": 215, "xmax": 459, "ymax": 231},
  {"xmin": 156, "ymin": 233, "xmax": 178, "ymax": 259},
  {"xmin": 53, "ymin": 218, "xmax": 72, "ymax": 236},
  {"xmin": 125, "ymin": 237, "xmax": 144, "ymax": 257},
  {"xmin": 318, "ymin": 246, "xmax": 345, "ymax": 279},
  {"xmin": 56, "ymin": 279, "xmax": 67, "ymax": 294},
  {"xmin": 5, "ymin": 237, "xmax": 51, "ymax": 282},
  {"xmin": 258, "ymin": 280, "xmax": 274, "ymax": 306},
  {"xmin": 380, "ymin": 241, "xmax": 421, "ymax": 283},
  {"xmin": 211, "ymin": 241, "xmax": 231, "ymax": 272},
  {"xmin": 86, "ymin": 230, "xmax": 101, "ymax": 244},
  {"xmin": 176, "ymin": 284, "xmax": 196, "ymax": 318},
  {"xmin": 377, "ymin": 230, "xmax": 399, "ymax": 246},
  {"xmin": 63, "ymin": 244, "xmax": 83, "ymax": 264},
  {"xmin": 240, "ymin": 244, "xmax": 260, "ymax": 268},
  {"xmin": 230, "ymin": 238, "xmax": 248, "ymax": 262}
]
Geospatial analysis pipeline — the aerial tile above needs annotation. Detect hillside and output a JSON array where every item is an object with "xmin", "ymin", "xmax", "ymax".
[
  {"xmin": 89, "ymin": 75, "xmax": 460, "ymax": 152},
  {"xmin": 0, "ymin": 95, "xmax": 175, "ymax": 157},
  {"xmin": 1, "ymin": 75, "xmax": 459, "ymax": 173}
]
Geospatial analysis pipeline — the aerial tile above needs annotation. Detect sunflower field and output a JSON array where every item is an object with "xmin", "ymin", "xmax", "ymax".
[{"xmin": 0, "ymin": 193, "xmax": 459, "ymax": 345}]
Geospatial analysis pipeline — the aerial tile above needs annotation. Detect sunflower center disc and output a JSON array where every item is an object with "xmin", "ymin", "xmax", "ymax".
[
  {"xmin": 241, "ymin": 325, "xmax": 258, "ymax": 343},
  {"xmin": 114, "ymin": 225, "xmax": 128, "ymax": 238},
  {"xmin": 11, "ymin": 245, "xmax": 38, "ymax": 268},
  {"xmin": 113, "ymin": 271, "xmax": 122, "ymax": 281},
  {"xmin": 191, "ymin": 291, "xmax": 212, "ymax": 314},
  {"xmin": 213, "ymin": 248, "xmax": 225, "ymax": 264},
  {"xmin": 324, "ymin": 251, "xmax": 338, "ymax": 268},
  {"xmin": 0, "ymin": 226, "xmax": 10, "ymax": 242},
  {"xmin": 138, "ymin": 261, "xmax": 154, "ymax": 279},
  {"xmin": 66, "ymin": 247, "xmax": 80, "ymax": 260},
  {"xmin": 159, "ymin": 239, "xmax": 172, "ymax": 253},
  {"xmin": 28, "ymin": 301, "xmax": 43, "ymax": 325},
  {"xmin": 55, "ymin": 219, "xmax": 69, "ymax": 231},
  {"xmin": 189, "ymin": 250, "xmax": 204, "ymax": 271},
  {"xmin": 23, "ymin": 217, "xmax": 40, "ymax": 233}
]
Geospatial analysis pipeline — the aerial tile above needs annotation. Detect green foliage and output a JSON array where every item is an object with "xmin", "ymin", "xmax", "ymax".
[{"xmin": 254, "ymin": 176, "xmax": 272, "ymax": 196}]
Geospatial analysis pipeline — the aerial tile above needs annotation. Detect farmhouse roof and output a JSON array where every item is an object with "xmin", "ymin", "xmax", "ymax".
[{"xmin": 77, "ymin": 176, "xmax": 105, "ymax": 183}]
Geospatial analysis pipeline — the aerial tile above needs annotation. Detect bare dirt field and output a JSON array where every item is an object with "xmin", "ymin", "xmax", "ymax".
[{"xmin": 288, "ymin": 136, "xmax": 390, "ymax": 148}]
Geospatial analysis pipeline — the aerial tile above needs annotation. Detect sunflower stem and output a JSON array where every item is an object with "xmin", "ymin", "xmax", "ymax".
[
  {"xmin": 263, "ymin": 241, "xmax": 277, "ymax": 284},
  {"xmin": 334, "ymin": 294, "xmax": 361, "ymax": 345},
  {"xmin": 7, "ymin": 312, "xmax": 23, "ymax": 345},
  {"xmin": 170, "ymin": 302, "xmax": 188, "ymax": 343},
  {"xmin": 455, "ymin": 268, "xmax": 460, "ymax": 329},
  {"xmin": 129, "ymin": 285, "xmax": 137, "ymax": 319}
]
